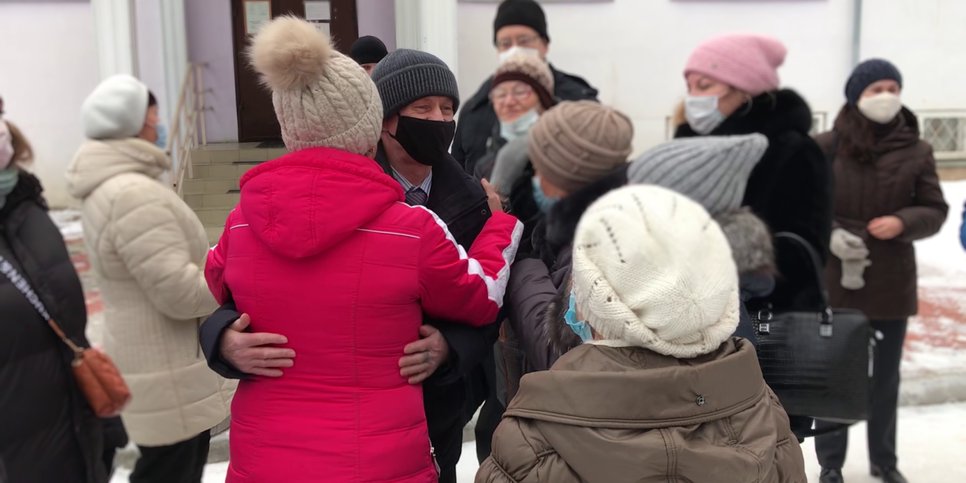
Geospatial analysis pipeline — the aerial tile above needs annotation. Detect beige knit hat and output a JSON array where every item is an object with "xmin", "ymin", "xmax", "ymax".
[
  {"xmin": 572, "ymin": 185, "xmax": 740, "ymax": 358},
  {"xmin": 529, "ymin": 101, "xmax": 633, "ymax": 193},
  {"xmin": 492, "ymin": 52, "xmax": 555, "ymax": 109},
  {"xmin": 249, "ymin": 16, "xmax": 382, "ymax": 155}
]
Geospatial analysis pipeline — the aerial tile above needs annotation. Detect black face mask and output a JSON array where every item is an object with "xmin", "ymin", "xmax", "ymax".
[{"xmin": 389, "ymin": 116, "xmax": 456, "ymax": 167}]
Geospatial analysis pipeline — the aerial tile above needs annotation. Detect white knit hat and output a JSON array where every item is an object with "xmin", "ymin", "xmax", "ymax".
[
  {"xmin": 572, "ymin": 185, "xmax": 740, "ymax": 358},
  {"xmin": 81, "ymin": 74, "xmax": 149, "ymax": 140},
  {"xmin": 250, "ymin": 16, "xmax": 382, "ymax": 155}
]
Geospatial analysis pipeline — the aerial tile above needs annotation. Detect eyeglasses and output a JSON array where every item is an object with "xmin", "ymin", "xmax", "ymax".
[
  {"xmin": 496, "ymin": 35, "xmax": 540, "ymax": 51},
  {"xmin": 490, "ymin": 85, "xmax": 535, "ymax": 104}
]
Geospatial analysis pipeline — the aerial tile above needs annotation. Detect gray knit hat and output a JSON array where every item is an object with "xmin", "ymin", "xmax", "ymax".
[
  {"xmin": 627, "ymin": 134, "xmax": 768, "ymax": 215},
  {"xmin": 529, "ymin": 101, "xmax": 633, "ymax": 193},
  {"xmin": 371, "ymin": 49, "xmax": 460, "ymax": 117}
]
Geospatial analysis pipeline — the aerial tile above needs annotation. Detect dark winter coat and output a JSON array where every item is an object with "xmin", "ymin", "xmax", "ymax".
[
  {"xmin": 501, "ymin": 168, "xmax": 627, "ymax": 404},
  {"xmin": 454, "ymin": 65, "xmax": 599, "ymax": 175},
  {"xmin": 477, "ymin": 339, "xmax": 806, "ymax": 483},
  {"xmin": 199, "ymin": 150, "xmax": 496, "ymax": 476},
  {"xmin": 816, "ymin": 108, "xmax": 948, "ymax": 319},
  {"xmin": 676, "ymin": 89, "xmax": 833, "ymax": 312},
  {"xmin": 0, "ymin": 172, "xmax": 107, "ymax": 483}
]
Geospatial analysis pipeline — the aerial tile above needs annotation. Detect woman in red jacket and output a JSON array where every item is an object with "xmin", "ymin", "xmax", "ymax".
[{"xmin": 205, "ymin": 17, "xmax": 521, "ymax": 482}]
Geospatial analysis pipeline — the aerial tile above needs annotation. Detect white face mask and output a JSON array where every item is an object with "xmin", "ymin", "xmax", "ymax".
[
  {"xmin": 498, "ymin": 45, "xmax": 541, "ymax": 65},
  {"xmin": 499, "ymin": 109, "xmax": 540, "ymax": 141},
  {"xmin": 858, "ymin": 93, "xmax": 902, "ymax": 124},
  {"xmin": 684, "ymin": 95, "xmax": 726, "ymax": 135}
]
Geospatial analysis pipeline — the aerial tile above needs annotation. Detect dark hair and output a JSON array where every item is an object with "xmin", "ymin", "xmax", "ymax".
[
  {"xmin": 148, "ymin": 91, "xmax": 157, "ymax": 108},
  {"xmin": 832, "ymin": 104, "xmax": 877, "ymax": 163}
]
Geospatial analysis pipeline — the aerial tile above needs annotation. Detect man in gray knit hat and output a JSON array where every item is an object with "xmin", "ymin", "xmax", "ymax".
[{"xmin": 371, "ymin": 48, "xmax": 498, "ymax": 483}]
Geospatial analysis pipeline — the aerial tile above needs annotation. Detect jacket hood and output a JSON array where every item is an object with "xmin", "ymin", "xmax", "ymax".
[
  {"xmin": 506, "ymin": 338, "xmax": 765, "ymax": 428},
  {"xmin": 66, "ymin": 138, "xmax": 170, "ymax": 199},
  {"xmin": 238, "ymin": 147, "xmax": 404, "ymax": 259}
]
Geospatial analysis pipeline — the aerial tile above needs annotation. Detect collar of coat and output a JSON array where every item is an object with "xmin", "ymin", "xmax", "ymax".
[
  {"xmin": 66, "ymin": 138, "xmax": 170, "ymax": 200},
  {"xmin": 504, "ymin": 338, "xmax": 767, "ymax": 428},
  {"xmin": 375, "ymin": 144, "xmax": 486, "ymax": 221},
  {"xmin": 677, "ymin": 89, "xmax": 814, "ymax": 140}
]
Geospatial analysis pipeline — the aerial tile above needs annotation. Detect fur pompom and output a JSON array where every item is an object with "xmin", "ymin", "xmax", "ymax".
[{"xmin": 249, "ymin": 15, "xmax": 331, "ymax": 91}]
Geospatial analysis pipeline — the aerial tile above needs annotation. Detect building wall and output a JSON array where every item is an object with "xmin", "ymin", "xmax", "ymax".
[
  {"xmin": 457, "ymin": 0, "xmax": 966, "ymax": 157},
  {"xmin": 0, "ymin": 0, "xmax": 101, "ymax": 208},
  {"xmin": 185, "ymin": 0, "xmax": 397, "ymax": 143}
]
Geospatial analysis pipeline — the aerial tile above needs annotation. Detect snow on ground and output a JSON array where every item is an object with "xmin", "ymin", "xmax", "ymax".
[{"xmin": 109, "ymin": 403, "xmax": 964, "ymax": 482}]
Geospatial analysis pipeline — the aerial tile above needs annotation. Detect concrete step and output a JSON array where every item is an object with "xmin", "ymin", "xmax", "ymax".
[
  {"xmin": 195, "ymin": 207, "xmax": 233, "ymax": 226},
  {"xmin": 181, "ymin": 177, "xmax": 239, "ymax": 196},
  {"xmin": 184, "ymin": 192, "xmax": 240, "ymax": 211},
  {"xmin": 192, "ymin": 143, "xmax": 288, "ymax": 166}
]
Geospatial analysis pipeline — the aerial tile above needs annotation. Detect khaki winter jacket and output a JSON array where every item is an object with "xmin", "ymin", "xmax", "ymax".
[
  {"xmin": 477, "ymin": 338, "xmax": 806, "ymax": 483},
  {"xmin": 66, "ymin": 138, "xmax": 234, "ymax": 446}
]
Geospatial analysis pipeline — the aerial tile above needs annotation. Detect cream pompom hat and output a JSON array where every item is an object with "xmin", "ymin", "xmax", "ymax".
[{"xmin": 249, "ymin": 16, "xmax": 383, "ymax": 155}]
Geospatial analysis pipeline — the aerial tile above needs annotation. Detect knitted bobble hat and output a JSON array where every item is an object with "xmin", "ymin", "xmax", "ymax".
[
  {"xmin": 627, "ymin": 134, "xmax": 768, "ymax": 216},
  {"xmin": 685, "ymin": 34, "xmax": 787, "ymax": 96},
  {"xmin": 572, "ymin": 185, "xmax": 740, "ymax": 358},
  {"xmin": 249, "ymin": 16, "xmax": 383, "ymax": 155}
]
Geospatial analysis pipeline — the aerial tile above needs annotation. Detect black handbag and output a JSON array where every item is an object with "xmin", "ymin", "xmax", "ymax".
[{"xmin": 752, "ymin": 232, "xmax": 874, "ymax": 424}]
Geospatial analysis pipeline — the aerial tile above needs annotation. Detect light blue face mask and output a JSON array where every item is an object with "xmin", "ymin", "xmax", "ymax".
[
  {"xmin": 0, "ymin": 168, "xmax": 19, "ymax": 210},
  {"xmin": 531, "ymin": 176, "xmax": 560, "ymax": 215},
  {"xmin": 499, "ymin": 109, "xmax": 540, "ymax": 142},
  {"xmin": 564, "ymin": 290, "xmax": 593, "ymax": 342},
  {"xmin": 155, "ymin": 124, "xmax": 168, "ymax": 150}
]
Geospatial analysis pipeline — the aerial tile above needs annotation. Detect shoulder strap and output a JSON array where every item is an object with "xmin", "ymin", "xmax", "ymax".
[
  {"xmin": 0, "ymin": 254, "xmax": 85, "ymax": 356},
  {"xmin": 773, "ymin": 232, "xmax": 831, "ymax": 311}
]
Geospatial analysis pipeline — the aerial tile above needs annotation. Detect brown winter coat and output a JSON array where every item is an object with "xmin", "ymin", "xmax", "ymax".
[
  {"xmin": 476, "ymin": 338, "xmax": 806, "ymax": 483},
  {"xmin": 815, "ymin": 108, "xmax": 948, "ymax": 320}
]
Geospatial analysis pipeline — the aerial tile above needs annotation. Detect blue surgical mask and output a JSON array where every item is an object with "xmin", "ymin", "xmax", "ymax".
[
  {"xmin": 531, "ymin": 176, "xmax": 560, "ymax": 214},
  {"xmin": 499, "ymin": 109, "xmax": 540, "ymax": 141},
  {"xmin": 0, "ymin": 167, "xmax": 19, "ymax": 210},
  {"xmin": 684, "ymin": 95, "xmax": 726, "ymax": 135},
  {"xmin": 564, "ymin": 290, "xmax": 593, "ymax": 342},
  {"xmin": 155, "ymin": 124, "xmax": 168, "ymax": 150}
]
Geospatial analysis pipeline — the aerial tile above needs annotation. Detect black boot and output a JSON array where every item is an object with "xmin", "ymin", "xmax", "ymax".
[
  {"xmin": 820, "ymin": 468, "xmax": 844, "ymax": 483},
  {"xmin": 871, "ymin": 465, "xmax": 908, "ymax": 483}
]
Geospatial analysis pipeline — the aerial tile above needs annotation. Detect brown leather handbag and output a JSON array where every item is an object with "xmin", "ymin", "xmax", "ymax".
[{"xmin": 1, "ymin": 255, "xmax": 131, "ymax": 417}]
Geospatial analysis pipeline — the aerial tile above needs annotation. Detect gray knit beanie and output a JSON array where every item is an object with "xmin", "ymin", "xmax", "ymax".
[
  {"xmin": 626, "ymin": 134, "xmax": 768, "ymax": 215},
  {"xmin": 371, "ymin": 49, "xmax": 460, "ymax": 117},
  {"xmin": 529, "ymin": 101, "xmax": 633, "ymax": 193}
]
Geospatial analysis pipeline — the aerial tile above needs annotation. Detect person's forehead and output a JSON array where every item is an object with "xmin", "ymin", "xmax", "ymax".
[
  {"xmin": 406, "ymin": 96, "xmax": 453, "ymax": 106},
  {"xmin": 492, "ymin": 80, "xmax": 529, "ymax": 91},
  {"xmin": 495, "ymin": 25, "xmax": 540, "ymax": 40}
]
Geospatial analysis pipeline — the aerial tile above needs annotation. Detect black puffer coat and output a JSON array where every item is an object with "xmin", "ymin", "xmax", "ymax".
[
  {"xmin": 676, "ymin": 89, "xmax": 833, "ymax": 312},
  {"xmin": 0, "ymin": 172, "xmax": 107, "ymax": 483}
]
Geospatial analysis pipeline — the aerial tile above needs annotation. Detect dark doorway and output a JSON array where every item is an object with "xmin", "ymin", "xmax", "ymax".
[{"xmin": 230, "ymin": 0, "xmax": 359, "ymax": 143}]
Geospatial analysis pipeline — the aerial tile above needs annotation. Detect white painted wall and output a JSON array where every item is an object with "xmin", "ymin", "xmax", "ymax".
[
  {"xmin": 0, "ymin": 1, "xmax": 100, "ymax": 208},
  {"xmin": 358, "ymin": 0, "xmax": 397, "ymax": 51},
  {"xmin": 859, "ymin": 0, "xmax": 966, "ymax": 111},
  {"xmin": 135, "ymin": 0, "xmax": 169, "ymax": 121}
]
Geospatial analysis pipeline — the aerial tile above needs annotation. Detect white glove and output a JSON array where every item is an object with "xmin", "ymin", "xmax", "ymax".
[
  {"xmin": 841, "ymin": 258, "xmax": 871, "ymax": 290},
  {"xmin": 830, "ymin": 228, "xmax": 869, "ymax": 260}
]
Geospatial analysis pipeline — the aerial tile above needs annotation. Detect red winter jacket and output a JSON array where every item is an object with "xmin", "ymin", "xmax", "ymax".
[{"xmin": 205, "ymin": 147, "xmax": 521, "ymax": 483}]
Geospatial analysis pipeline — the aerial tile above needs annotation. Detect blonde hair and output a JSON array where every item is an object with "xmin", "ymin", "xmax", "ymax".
[{"xmin": 5, "ymin": 121, "xmax": 34, "ymax": 167}]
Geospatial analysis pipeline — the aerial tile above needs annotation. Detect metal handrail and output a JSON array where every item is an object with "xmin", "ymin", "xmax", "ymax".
[{"xmin": 170, "ymin": 63, "xmax": 208, "ymax": 196}]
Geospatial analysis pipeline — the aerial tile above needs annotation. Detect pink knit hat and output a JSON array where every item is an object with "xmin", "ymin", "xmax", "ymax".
[{"xmin": 684, "ymin": 34, "xmax": 787, "ymax": 96}]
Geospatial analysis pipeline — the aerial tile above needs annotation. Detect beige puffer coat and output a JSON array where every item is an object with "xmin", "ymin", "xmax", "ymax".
[
  {"xmin": 66, "ymin": 138, "xmax": 235, "ymax": 446},
  {"xmin": 477, "ymin": 338, "xmax": 806, "ymax": 483}
]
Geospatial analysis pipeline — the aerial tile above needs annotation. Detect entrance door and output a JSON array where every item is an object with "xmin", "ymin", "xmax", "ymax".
[{"xmin": 231, "ymin": 0, "xmax": 359, "ymax": 143}]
